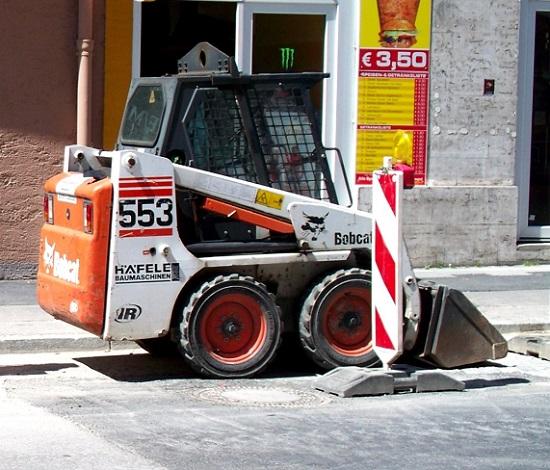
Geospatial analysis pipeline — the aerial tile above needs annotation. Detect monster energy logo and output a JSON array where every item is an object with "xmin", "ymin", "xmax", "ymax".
[{"xmin": 280, "ymin": 47, "xmax": 295, "ymax": 71}]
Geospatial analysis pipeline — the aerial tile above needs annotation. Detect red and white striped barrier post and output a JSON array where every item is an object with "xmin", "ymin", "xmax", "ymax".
[{"xmin": 372, "ymin": 157, "xmax": 404, "ymax": 368}]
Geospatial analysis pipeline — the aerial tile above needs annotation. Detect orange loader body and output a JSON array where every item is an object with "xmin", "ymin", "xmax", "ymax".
[{"xmin": 37, "ymin": 173, "xmax": 113, "ymax": 336}]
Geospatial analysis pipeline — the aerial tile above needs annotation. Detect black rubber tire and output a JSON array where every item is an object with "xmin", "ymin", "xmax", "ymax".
[
  {"xmin": 135, "ymin": 336, "xmax": 179, "ymax": 357},
  {"xmin": 178, "ymin": 274, "xmax": 282, "ymax": 378},
  {"xmin": 299, "ymin": 268, "xmax": 380, "ymax": 370}
]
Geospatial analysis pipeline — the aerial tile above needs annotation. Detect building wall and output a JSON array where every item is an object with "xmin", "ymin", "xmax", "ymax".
[
  {"xmin": 430, "ymin": 0, "xmax": 518, "ymax": 186},
  {"xmin": 1, "ymin": 0, "xmax": 548, "ymax": 278},
  {"xmin": 360, "ymin": 0, "xmax": 550, "ymax": 266},
  {"xmin": 0, "ymin": 0, "xmax": 105, "ymax": 279}
]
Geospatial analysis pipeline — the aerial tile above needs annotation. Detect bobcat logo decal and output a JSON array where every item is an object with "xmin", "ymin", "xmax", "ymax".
[
  {"xmin": 42, "ymin": 237, "xmax": 80, "ymax": 285},
  {"xmin": 300, "ymin": 212, "xmax": 329, "ymax": 241},
  {"xmin": 43, "ymin": 238, "xmax": 55, "ymax": 274}
]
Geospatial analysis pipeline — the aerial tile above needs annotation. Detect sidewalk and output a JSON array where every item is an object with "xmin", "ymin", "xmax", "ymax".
[
  {"xmin": 0, "ymin": 281, "xmax": 132, "ymax": 354},
  {"xmin": 1, "ymin": 264, "xmax": 549, "ymax": 354},
  {"xmin": 415, "ymin": 264, "xmax": 550, "ymax": 335}
]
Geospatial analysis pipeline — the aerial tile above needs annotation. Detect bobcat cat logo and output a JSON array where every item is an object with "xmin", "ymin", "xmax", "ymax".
[
  {"xmin": 300, "ymin": 212, "xmax": 329, "ymax": 241},
  {"xmin": 43, "ymin": 238, "xmax": 55, "ymax": 273},
  {"xmin": 42, "ymin": 237, "xmax": 80, "ymax": 285}
]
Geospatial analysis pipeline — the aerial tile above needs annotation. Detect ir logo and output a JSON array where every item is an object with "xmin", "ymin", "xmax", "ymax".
[{"xmin": 115, "ymin": 304, "xmax": 142, "ymax": 323}]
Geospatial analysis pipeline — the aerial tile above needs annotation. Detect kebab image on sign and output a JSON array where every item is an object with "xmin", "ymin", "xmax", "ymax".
[{"xmin": 377, "ymin": 0, "xmax": 420, "ymax": 48}]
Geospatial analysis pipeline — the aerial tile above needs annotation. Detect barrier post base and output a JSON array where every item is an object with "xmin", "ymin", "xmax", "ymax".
[{"xmin": 314, "ymin": 365, "xmax": 465, "ymax": 398}]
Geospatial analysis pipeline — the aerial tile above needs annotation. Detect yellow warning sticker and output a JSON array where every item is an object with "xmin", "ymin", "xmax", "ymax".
[{"xmin": 255, "ymin": 189, "xmax": 284, "ymax": 210}]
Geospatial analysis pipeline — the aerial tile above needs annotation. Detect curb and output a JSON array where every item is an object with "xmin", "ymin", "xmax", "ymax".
[{"xmin": 495, "ymin": 323, "xmax": 550, "ymax": 336}]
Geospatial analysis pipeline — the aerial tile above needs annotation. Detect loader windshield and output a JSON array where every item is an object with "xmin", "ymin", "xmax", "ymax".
[{"xmin": 121, "ymin": 85, "xmax": 165, "ymax": 147}]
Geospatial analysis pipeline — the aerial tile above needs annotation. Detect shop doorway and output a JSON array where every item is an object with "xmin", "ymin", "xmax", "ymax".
[
  {"xmin": 140, "ymin": 1, "xmax": 236, "ymax": 77},
  {"xmin": 529, "ymin": 12, "xmax": 550, "ymax": 228},
  {"xmin": 138, "ymin": 3, "xmax": 325, "ymax": 108},
  {"xmin": 518, "ymin": 1, "xmax": 550, "ymax": 240},
  {"xmin": 134, "ymin": 0, "xmax": 357, "ymax": 203}
]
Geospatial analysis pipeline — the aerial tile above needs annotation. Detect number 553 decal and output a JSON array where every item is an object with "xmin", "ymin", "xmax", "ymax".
[{"xmin": 117, "ymin": 176, "xmax": 175, "ymax": 237}]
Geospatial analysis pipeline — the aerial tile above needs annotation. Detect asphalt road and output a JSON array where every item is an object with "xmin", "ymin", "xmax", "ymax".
[{"xmin": 1, "ymin": 349, "xmax": 549, "ymax": 470}]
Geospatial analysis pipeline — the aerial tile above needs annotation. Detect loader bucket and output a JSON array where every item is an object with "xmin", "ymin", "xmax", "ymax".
[{"xmin": 409, "ymin": 282, "xmax": 508, "ymax": 368}]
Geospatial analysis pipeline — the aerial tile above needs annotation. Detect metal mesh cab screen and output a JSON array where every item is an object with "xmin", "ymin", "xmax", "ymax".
[
  {"xmin": 248, "ymin": 84, "xmax": 328, "ymax": 201},
  {"xmin": 185, "ymin": 88, "xmax": 259, "ymax": 183},
  {"xmin": 183, "ymin": 82, "xmax": 333, "ymax": 203}
]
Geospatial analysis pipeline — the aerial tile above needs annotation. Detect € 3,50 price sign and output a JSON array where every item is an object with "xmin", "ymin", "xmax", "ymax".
[{"xmin": 355, "ymin": 0, "xmax": 432, "ymax": 186}]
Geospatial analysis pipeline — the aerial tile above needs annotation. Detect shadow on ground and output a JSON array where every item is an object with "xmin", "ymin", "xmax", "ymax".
[
  {"xmin": 464, "ymin": 377, "xmax": 530, "ymax": 389},
  {"xmin": 0, "ymin": 363, "xmax": 78, "ymax": 376},
  {"xmin": 75, "ymin": 353, "xmax": 194, "ymax": 382},
  {"xmin": 74, "ymin": 337, "xmax": 322, "ymax": 382}
]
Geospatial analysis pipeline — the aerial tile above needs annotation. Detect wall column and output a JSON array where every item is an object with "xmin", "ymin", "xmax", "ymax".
[{"xmin": 77, "ymin": 0, "xmax": 94, "ymax": 145}]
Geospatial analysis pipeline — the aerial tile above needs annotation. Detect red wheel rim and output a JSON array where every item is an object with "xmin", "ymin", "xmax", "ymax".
[
  {"xmin": 199, "ymin": 292, "xmax": 268, "ymax": 365},
  {"xmin": 320, "ymin": 285, "xmax": 372, "ymax": 357}
]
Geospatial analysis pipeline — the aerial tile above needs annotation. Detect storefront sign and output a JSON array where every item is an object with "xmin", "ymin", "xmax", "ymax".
[{"xmin": 356, "ymin": 0, "xmax": 432, "ymax": 185}]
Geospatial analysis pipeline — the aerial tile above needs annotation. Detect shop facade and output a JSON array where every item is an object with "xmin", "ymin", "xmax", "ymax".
[
  {"xmin": 1, "ymin": 0, "xmax": 549, "ymax": 279},
  {"xmin": 129, "ymin": 0, "xmax": 550, "ymax": 266}
]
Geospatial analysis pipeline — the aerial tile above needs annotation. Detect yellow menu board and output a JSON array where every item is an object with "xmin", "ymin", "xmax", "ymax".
[{"xmin": 356, "ymin": 0, "xmax": 432, "ymax": 185}]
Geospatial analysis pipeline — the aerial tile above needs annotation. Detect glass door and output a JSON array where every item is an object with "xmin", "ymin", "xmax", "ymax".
[
  {"xmin": 251, "ymin": 14, "xmax": 325, "ymax": 74},
  {"xmin": 518, "ymin": 0, "xmax": 550, "ymax": 240}
]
